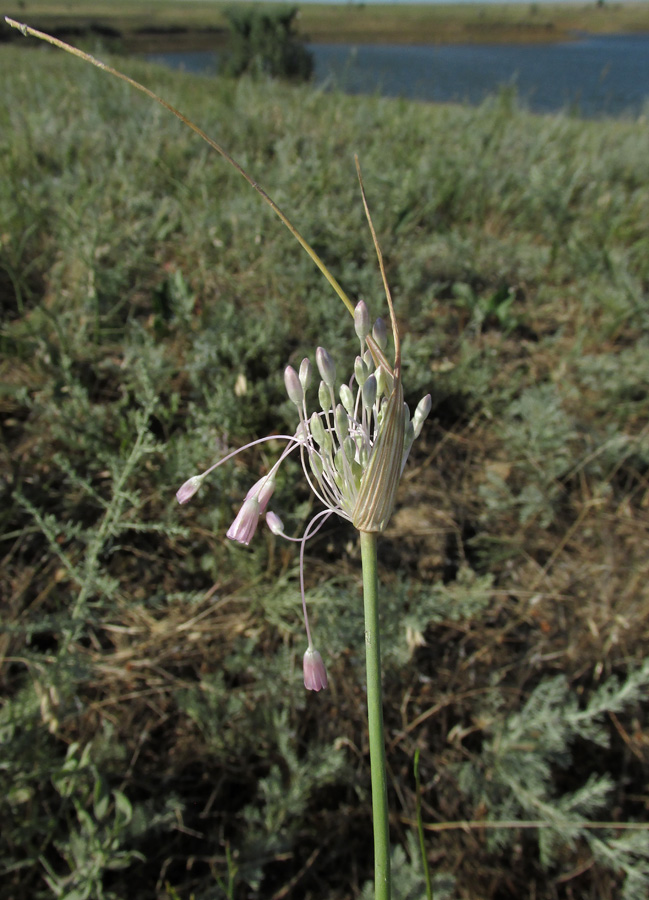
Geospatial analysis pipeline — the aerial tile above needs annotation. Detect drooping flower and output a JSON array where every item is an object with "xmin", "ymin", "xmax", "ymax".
[
  {"xmin": 225, "ymin": 475, "xmax": 275, "ymax": 545},
  {"xmin": 303, "ymin": 647, "xmax": 328, "ymax": 692}
]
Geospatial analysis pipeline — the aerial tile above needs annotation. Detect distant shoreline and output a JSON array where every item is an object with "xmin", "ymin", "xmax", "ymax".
[{"xmin": 3, "ymin": 1, "xmax": 649, "ymax": 52}]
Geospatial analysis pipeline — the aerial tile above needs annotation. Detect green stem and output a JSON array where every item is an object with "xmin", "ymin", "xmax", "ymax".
[
  {"xmin": 360, "ymin": 530, "xmax": 391, "ymax": 900},
  {"xmin": 414, "ymin": 749, "xmax": 433, "ymax": 900}
]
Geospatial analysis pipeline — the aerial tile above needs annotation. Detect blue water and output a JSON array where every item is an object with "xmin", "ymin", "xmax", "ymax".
[{"xmin": 144, "ymin": 33, "xmax": 649, "ymax": 117}]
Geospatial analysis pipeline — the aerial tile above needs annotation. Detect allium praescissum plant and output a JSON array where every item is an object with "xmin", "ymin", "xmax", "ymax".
[{"xmin": 6, "ymin": 18, "xmax": 432, "ymax": 899}]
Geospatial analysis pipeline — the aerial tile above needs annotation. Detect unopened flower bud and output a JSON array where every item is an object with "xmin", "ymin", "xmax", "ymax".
[
  {"xmin": 354, "ymin": 300, "xmax": 371, "ymax": 341},
  {"xmin": 335, "ymin": 403, "xmax": 349, "ymax": 440},
  {"xmin": 334, "ymin": 447, "xmax": 346, "ymax": 479},
  {"xmin": 284, "ymin": 365, "xmax": 303, "ymax": 406},
  {"xmin": 362, "ymin": 374, "xmax": 377, "ymax": 409},
  {"xmin": 266, "ymin": 511, "xmax": 284, "ymax": 536},
  {"xmin": 316, "ymin": 347, "xmax": 336, "ymax": 388},
  {"xmin": 373, "ymin": 317, "xmax": 387, "ymax": 350},
  {"xmin": 413, "ymin": 394, "xmax": 432, "ymax": 438},
  {"xmin": 176, "ymin": 475, "xmax": 203, "ymax": 505},
  {"xmin": 303, "ymin": 647, "xmax": 328, "ymax": 691},
  {"xmin": 339, "ymin": 383, "xmax": 354, "ymax": 415},
  {"xmin": 299, "ymin": 358, "xmax": 312, "ymax": 392},
  {"xmin": 310, "ymin": 411, "xmax": 327, "ymax": 447},
  {"xmin": 376, "ymin": 365, "xmax": 389, "ymax": 398},
  {"xmin": 318, "ymin": 380, "xmax": 330, "ymax": 412},
  {"xmin": 354, "ymin": 356, "xmax": 370, "ymax": 386}
]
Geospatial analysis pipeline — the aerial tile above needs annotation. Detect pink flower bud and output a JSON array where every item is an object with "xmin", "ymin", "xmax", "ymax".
[
  {"xmin": 303, "ymin": 647, "xmax": 328, "ymax": 692},
  {"xmin": 226, "ymin": 496, "xmax": 261, "ymax": 546},
  {"xmin": 176, "ymin": 475, "xmax": 203, "ymax": 505},
  {"xmin": 354, "ymin": 300, "xmax": 370, "ymax": 341},
  {"xmin": 266, "ymin": 511, "xmax": 285, "ymax": 536}
]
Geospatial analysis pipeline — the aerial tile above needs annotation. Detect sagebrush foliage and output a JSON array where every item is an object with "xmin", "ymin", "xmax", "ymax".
[{"xmin": 458, "ymin": 662, "xmax": 649, "ymax": 898}]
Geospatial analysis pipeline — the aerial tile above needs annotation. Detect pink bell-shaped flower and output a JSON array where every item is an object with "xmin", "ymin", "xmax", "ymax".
[
  {"xmin": 303, "ymin": 647, "xmax": 328, "ymax": 692},
  {"xmin": 226, "ymin": 496, "xmax": 261, "ymax": 546}
]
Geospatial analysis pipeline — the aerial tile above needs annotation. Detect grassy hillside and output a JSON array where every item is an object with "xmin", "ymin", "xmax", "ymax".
[{"xmin": 1, "ymin": 45, "xmax": 649, "ymax": 900}]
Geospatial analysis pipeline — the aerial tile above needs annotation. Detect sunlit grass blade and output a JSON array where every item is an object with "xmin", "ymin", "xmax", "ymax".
[{"xmin": 3, "ymin": 16, "xmax": 356, "ymax": 319}]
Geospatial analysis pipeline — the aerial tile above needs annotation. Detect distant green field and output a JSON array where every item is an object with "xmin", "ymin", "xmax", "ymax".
[{"xmin": 3, "ymin": 0, "xmax": 649, "ymax": 46}]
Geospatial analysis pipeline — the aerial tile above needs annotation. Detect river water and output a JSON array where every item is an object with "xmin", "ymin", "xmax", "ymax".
[{"xmin": 144, "ymin": 33, "xmax": 649, "ymax": 117}]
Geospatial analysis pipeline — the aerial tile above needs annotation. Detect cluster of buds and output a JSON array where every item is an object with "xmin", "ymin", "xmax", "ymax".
[{"xmin": 176, "ymin": 299, "xmax": 431, "ymax": 691}]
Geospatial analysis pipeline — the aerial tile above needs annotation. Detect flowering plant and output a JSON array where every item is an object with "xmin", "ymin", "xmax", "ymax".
[
  {"xmin": 6, "ymin": 17, "xmax": 431, "ymax": 899},
  {"xmin": 172, "ymin": 165, "xmax": 430, "ymax": 898}
]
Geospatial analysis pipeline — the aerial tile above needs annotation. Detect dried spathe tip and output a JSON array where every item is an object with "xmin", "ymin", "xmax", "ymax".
[{"xmin": 303, "ymin": 647, "xmax": 328, "ymax": 692}]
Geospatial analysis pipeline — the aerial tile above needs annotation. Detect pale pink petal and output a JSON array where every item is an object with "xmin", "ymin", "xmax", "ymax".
[{"xmin": 226, "ymin": 496, "xmax": 261, "ymax": 546}]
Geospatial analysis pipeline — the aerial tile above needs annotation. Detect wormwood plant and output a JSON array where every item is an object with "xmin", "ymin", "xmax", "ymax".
[
  {"xmin": 1, "ymin": 353, "xmax": 186, "ymax": 898},
  {"xmin": 458, "ymin": 662, "xmax": 649, "ymax": 900},
  {"xmin": 5, "ymin": 18, "xmax": 432, "ymax": 900}
]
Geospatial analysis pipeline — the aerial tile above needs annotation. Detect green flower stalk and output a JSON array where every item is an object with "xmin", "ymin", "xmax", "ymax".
[{"xmin": 5, "ymin": 17, "xmax": 432, "ymax": 899}]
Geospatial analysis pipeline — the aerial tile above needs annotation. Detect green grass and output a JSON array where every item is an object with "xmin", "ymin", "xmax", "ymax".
[
  {"xmin": 1, "ymin": 44, "xmax": 649, "ymax": 900},
  {"xmin": 3, "ymin": 0, "xmax": 649, "ymax": 46}
]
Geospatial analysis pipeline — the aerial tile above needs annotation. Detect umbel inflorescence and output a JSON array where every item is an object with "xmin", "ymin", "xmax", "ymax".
[{"xmin": 177, "ymin": 297, "xmax": 431, "ymax": 691}]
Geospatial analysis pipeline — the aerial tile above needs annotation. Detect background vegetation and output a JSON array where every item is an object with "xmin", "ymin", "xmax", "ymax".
[
  {"xmin": 1, "ymin": 42, "xmax": 649, "ymax": 900},
  {"xmin": 219, "ymin": 5, "xmax": 313, "ymax": 81},
  {"xmin": 2, "ymin": 0, "xmax": 649, "ymax": 50}
]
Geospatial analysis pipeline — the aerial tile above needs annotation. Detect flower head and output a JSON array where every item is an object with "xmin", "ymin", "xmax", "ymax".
[
  {"xmin": 282, "ymin": 302, "xmax": 428, "ymax": 535},
  {"xmin": 176, "ymin": 298, "xmax": 430, "ymax": 690}
]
